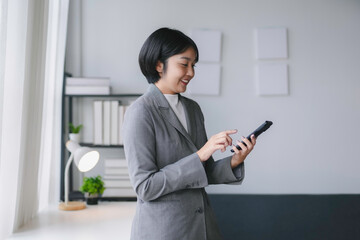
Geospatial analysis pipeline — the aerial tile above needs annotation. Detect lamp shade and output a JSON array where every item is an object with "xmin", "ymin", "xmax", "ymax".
[
  {"xmin": 65, "ymin": 140, "xmax": 99, "ymax": 172},
  {"xmin": 74, "ymin": 147, "xmax": 99, "ymax": 172}
]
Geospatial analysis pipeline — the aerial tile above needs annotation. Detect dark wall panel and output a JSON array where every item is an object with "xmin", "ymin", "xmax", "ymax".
[{"xmin": 208, "ymin": 194, "xmax": 360, "ymax": 240}]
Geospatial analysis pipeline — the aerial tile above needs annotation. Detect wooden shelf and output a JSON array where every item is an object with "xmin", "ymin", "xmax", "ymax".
[
  {"xmin": 80, "ymin": 143, "xmax": 124, "ymax": 148},
  {"xmin": 65, "ymin": 94, "xmax": 142, "ymax": 98},
  {"xmin": 60, "ymin": 73, "xmax": 141, "ymax": 202},
  {"xmin": 69, "ymin": 191, "xmax": 136, "ymax": 202}
]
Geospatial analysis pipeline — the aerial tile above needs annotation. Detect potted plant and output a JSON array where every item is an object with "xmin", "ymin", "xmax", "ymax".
[
  {"xmin": 69, "ymin": 123, "xmax": 83, "ymax": 143},
  {"xmin": 80, "ymin": 175, "xmax": 105, "ymax": 205}
]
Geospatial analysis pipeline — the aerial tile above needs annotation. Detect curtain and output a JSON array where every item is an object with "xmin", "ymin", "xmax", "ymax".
[
  {"xmin": 0, "ymin": 0, "xmax": 7, "ymax": 154},
  {"xmin": 0, "ymin": 0, "xmax": 69, "ymax": 238},
  {"xmin": 38, "ymin": 0, "xmax": 70, "ymax": 212}
]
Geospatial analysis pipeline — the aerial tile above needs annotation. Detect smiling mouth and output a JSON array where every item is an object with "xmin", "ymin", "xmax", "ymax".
[{"xmin": 181, "ymin": 79, "xmax": 189, "ymax": 85}]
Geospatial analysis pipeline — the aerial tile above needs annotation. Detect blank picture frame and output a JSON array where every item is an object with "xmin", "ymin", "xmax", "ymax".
[
  {"xmin": 255, "ymin": 27, "xmax": 288, "ymax": 59},
  {"xmin": 256, "ymin": 63, "xmax": 289, "ymax": 96},
  {"xmin": 191, "ymin": 29, "xmax": 222, "ymax": 62},
  {"xmin": 187, "ymin": 63, "xmax": 221, "ymax": 95}
]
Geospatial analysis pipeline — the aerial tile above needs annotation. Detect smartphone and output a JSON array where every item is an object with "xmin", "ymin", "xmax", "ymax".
[{"xmin": 230, "ymin": 121, "xmax": 273, "ymax": 152}]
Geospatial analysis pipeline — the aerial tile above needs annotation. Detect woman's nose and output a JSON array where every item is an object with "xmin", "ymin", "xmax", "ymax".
[{"xmin": 187, "ymin": 65, "xmax": 194, "ymax": 78}]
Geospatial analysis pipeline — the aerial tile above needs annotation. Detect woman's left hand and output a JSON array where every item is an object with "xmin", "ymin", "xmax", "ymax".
[{"xmin": 230, "ymin": 134, "xmax": 256, "ymax": 168}]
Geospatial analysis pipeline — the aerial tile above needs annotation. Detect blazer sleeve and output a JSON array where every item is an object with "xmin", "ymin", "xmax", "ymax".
[
  {"xmin": 205, "ymin": 156, "xmax": 245, "ymax": 185},
  {"xmin": 194, "ymin": 102, "xmax": 245, "ymax": 185},
  {"xmin": 122, "ymin": 103, "xmax": 208, "ymax": 202}
]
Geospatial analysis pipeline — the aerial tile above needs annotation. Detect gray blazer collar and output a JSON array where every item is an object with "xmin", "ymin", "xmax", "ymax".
[{"xmin": 147, "ymin": 84, "xmax": 197, "ymax": 150}]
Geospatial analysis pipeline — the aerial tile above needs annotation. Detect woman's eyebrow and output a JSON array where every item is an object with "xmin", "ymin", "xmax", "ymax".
[{"xmin": 179, "ymin": 56, "xmax": 196, "ymax": 62}]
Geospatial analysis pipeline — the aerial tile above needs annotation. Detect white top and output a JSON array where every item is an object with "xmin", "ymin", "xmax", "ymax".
[
  {"xmin": 164, "ymin": 94, "xmax": 188, "ymax": 132},
  {"xmin": 164, "ymin": 93, "xmax": 243, "ymax": 179}
]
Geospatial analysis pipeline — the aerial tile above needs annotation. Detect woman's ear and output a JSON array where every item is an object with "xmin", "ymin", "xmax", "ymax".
[{"xmin": 156, "ymin": 61, "xmax": 164, "ymax": 74}]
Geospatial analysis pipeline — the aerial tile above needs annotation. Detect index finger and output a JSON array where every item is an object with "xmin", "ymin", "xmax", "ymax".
[{"xmin": 224, "ymin": 129, "xmax": 238, "ymax": 135}]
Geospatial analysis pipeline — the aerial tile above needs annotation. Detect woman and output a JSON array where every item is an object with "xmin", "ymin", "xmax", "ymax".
[{"xmin": 123, "ymin": 27, "xmax": 256, "ymax": 240}]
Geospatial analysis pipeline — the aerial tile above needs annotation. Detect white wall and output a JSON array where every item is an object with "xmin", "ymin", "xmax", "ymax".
[{"xmin": 65, "ymin": 0, "xmax": 360, "ymax": 194}]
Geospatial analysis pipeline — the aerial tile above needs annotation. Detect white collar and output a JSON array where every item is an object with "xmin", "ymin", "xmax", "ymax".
[{"xmin": 164, "ymin": 94, "xmax": 179, "ymax": 105}]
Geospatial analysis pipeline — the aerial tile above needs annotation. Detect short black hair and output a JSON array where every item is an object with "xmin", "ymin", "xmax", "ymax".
[{"xmin": 139, "ymin": 27, "xmax": 199, "ymax": 84}]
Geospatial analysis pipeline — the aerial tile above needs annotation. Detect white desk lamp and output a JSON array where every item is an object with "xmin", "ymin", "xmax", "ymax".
[{"xmin": 59, "ymin": 140, "xmax": 100, "ymax": 211}]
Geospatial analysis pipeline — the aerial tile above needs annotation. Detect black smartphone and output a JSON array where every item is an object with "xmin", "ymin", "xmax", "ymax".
[{"xmin": 230, "ymin": 121, "xmax": 273, "ymax": 153}]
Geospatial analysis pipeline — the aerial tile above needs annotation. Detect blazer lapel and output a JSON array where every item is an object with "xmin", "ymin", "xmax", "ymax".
[
  {"xmin": 179, "ymin": 95, "xmax": 197, "ymax": 144},
  {"xmin": 148, "ymin": 84, "xmax": 197, "ymax": 150}
]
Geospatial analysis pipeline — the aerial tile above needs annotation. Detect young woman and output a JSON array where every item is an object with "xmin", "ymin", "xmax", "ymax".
[{"xmin": 123, "ymin": 27, "xmax": 256, "ymax": 240}]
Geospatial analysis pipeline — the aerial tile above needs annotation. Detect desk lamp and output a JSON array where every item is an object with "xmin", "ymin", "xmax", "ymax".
[{"xmin": 59, "ymin": 140, "xmax": 100, "ymax": 211}]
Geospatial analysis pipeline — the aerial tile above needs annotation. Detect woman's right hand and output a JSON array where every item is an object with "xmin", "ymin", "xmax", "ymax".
[{"xmin": 196, "ymin": 129, "xmax": 238, "ymax": 162}]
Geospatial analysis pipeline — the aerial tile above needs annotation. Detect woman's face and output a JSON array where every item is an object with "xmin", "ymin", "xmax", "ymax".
[{"xmin": 155, "ymin": 47, "xmax": 196, "ymax": 94}]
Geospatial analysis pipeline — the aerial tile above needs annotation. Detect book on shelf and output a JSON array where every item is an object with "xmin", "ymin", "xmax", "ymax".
[
  {"xmin": 110, "ymin": 101, "xmax": 119, "ymax": 145},
  {"xmin": 103, "ymin": 156, "xmax": 135, "ymax": 197},
  {"xmin": 93, "ymin": 101, "xmax": 103, "ymax": 145},
  {"xmin": 103, "ymin": 175, "xmax": 130, "ymax": 180},
  {"xmin": 104, "ymin": 158, "xmax": 127, "ymax": 168},
  {"xmin": 66, "ymin": 77, "xmax": 110, "ymax": 86},
  {"xmin": 104, "ymin": 167, "xmax": 130, "ymax": 175},
  {"xmin": 102, "ymin": 188, "xmax": 136, "ymax": 197},
  {"xmin": 118, "ymin": 105, "xmax": 127, "ymax": 145},
  {"xmin": 104, "ymin": 179, "xmax": 133, "ymax": 188},
  {"xmin": 92, "ymin": 100, "xmax": 130, "ymax": 146},
  {"xmin": 65, "ymin": 85, "xmax": 110, "ymax": 95},
  {"xmin": 103, "ymin": 101, "xmax": 111, "ymax": 145}
]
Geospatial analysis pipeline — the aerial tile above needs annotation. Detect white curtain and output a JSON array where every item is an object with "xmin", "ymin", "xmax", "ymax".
[
  {"xmin": 0, "ymin": 0, "xmax": 7, "ymax": 152},
  {"xmin": 0, "ymin": 0, "xmax": 69, "ymax": 238}
]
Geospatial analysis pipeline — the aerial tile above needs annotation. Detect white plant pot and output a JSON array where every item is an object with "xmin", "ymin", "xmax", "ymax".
[{"xmin": 69, "ymin": 133, "xmax": 80, "ymax": 143}]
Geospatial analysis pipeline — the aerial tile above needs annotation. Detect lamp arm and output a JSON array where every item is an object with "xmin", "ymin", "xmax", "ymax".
[{"xmin": 64, "ymin": 153, "xmax": 74, "ymax": 205}]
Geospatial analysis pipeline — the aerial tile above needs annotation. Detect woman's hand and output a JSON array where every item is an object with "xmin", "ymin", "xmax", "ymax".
[
  {"xmin": 197, "ymin": 130, "xmax": 237, "ymax": 162},
  {"xmin": 230, "ymin": 135, "xmax": 256, "ymax": 168}
]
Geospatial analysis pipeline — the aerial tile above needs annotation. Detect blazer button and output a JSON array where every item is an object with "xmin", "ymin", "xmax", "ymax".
[{"xmin": 196, "ymin": 207, "xmax": 203, "ymax": 214}]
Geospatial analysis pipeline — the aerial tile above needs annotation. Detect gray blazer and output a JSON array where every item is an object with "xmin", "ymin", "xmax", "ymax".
[{"xmin": 123, "ymin": 84, "xmax": 244, "ymax": 240}]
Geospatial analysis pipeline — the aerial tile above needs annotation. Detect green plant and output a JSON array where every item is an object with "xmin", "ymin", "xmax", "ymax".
[
  {"xmin": 69, "ymin": 123, "xmax": 83, "ymax": 134},
  {"xmin": 80, "ymin": 175, "xmax": 105, "ymax": 195}
]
